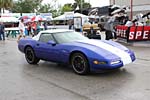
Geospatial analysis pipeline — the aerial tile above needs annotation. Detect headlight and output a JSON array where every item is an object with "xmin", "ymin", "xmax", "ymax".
[
  {"xmin": 93, "ymin": 60, "xmax": 107, "ymax": 65},
  {"xmin": 110, "ymin": 60, "xmax": 121, "ymax": 65}
]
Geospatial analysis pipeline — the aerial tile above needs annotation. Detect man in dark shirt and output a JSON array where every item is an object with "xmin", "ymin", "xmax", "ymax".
[{"xmin": 0, "ymin": 22, "xmax": 5, "ymax": 41}]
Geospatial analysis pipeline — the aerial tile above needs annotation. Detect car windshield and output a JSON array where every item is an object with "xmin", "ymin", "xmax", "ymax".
[{"xmin": 53, "ymin": 31, "xmax": 89, "ymax": 43}]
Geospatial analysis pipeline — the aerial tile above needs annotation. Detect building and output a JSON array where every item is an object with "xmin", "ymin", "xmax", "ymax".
[{"xmin": 110, "ymin": 0, "xmax": 150, "ymax": 19}]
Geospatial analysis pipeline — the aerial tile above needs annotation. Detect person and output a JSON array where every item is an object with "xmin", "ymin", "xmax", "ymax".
[
  {"xmin": 146, "ymin": 17, "xmax": 150, "ymax": 26},
  {"xmin": 36, "ymin": 21, "xmax": 41, "ymax": 35},
  {"xmin": 68, "ymin": 19, "xmax": 73, "ymax": 30},
  {"xmin": 27, "ymin": 22, "xmax": 32, "ymax": 36},
  {"xmin": 104, "ymin": 16, "xmax": 116, "ymax": 40},
  {"xmin": 31, "ymin": 21, "xmax": 37, "ymax": 36},
  {"xmin": 0, "ymin": 21, "xmax": 5, "ymax": 41},
  {"xmin": 17, "ymin": 19, "xmax": 25, "ymax": 42},
  {"xmin": 43, "ymin": 22, "xmax": 48, "ymax": 30}
]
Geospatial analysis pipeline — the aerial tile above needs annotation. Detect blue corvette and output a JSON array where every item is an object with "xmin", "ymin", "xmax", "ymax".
[{"xmin": 18, "ymin": 29, "xmax": 135, "ymax": 74}]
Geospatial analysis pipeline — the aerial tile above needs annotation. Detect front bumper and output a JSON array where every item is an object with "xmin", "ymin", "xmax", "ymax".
[{"xmin": 89, "ymin": 51, "xmax": 136, "ymax": 72}]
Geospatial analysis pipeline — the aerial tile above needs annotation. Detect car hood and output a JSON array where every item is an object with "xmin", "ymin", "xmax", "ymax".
[
  {"xmin": 74, "ymin": 39, "xmax": 132, "ymax": 65},
  {"xmin": 76, "ymin": 39, "xmax": 128, "ymax": 51}
]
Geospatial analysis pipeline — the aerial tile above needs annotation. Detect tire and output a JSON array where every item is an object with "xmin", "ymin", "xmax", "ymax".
[
  {"xmin": 25, "ymin": 46, "xmax": 40, "ymax": 64},
  {"xmin": 71, "ymin": 53, "xmax": 90, "ymax": 75}
]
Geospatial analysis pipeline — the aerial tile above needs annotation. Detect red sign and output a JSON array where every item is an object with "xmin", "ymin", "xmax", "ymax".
[
  {"xmin": 116, "ymin": 25, "xmax": 128, "ymax": 38},
  {"xmin": 116, "ymin": 25, "xmax": 150, "ymax": 41},
  {"xmin": 129, "ymin": 26, "xmax": 150, "ymax": 41}
]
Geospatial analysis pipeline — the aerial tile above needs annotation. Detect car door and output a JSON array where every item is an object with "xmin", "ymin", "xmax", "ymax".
[{"xmin": 34, "ymin": 33, "xmax": 62, "ymax": 62}]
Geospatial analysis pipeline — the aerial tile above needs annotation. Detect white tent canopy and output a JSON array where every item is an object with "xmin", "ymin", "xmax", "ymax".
[
  {"xmin": 0, "ymin": 17, "xmax": 19, "ymax": 22},
  {"xmin": 53, "ymin": 14, "xmax": 67, "ymax": 20},
  {"xmin": 74, "ymin": 13, "xmax": 88, "ymax": 18},
  {"xmin": 53, "ymin": 13, "xmax": 88, "ymax": 21}
]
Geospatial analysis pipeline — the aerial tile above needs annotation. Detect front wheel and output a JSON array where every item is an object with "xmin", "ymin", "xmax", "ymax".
[
  {"xmin": 25, "ymin": 46, "xmax": 40, "ymax": 64},
  {"xmin": 71, "ymin": 53, "xmax": 90, "ymax": 75}
]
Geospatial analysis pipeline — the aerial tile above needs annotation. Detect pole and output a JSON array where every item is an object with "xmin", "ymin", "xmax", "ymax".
[
  {"xmin": 113, "ymin": 0, "xmax": 115, "ymax": 5},
  {"xmin": 80, "ymin": 0, "xmax": 82, "ymax": 13},
  {"xmin": 130, "ymin": 0, "xmax": 133, "ymax": 20}
]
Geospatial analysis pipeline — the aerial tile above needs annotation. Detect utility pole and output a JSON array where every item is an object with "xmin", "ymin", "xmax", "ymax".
[
  {"xmin": 130, "ymin": 0, "xmax": 133, "ymax": 20},
  {"xmin": 113, "ymin": 0, "xmax": 115, "ymax": 5}
]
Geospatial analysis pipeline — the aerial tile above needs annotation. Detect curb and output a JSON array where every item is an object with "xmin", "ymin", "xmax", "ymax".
[{"xmin": 117, "ymin": 39, "xmax": 150, "ymax": 48}]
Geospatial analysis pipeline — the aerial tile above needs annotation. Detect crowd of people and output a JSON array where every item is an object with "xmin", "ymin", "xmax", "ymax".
[
  {"xmin": 0, "ymin": 18, "xmax": 48, "ymax": 42},
  {"xmin": 17, "ymin": 19, "xmax": 48, "ymax": 42}
]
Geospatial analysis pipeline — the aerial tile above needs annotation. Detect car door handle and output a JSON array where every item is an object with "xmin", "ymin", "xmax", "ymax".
[{"xmin": 36, "ymin": 44, "xmax": 40, "ymax": 46}]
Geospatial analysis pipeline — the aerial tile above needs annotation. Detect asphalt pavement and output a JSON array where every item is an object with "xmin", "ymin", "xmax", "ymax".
[{"xmin": 0, "ymin": 39, "xmax": 150, "ymax": 100}]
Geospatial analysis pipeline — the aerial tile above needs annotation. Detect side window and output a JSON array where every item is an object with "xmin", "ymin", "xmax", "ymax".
[{"xmin": 39, "ymin": 33, "xmax": 54, "ymax": 43}]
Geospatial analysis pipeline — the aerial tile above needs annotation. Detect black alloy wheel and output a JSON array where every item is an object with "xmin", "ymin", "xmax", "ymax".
[
  {"xmin": 25, "ymin": 46, "xmax": 40, "ymax": 64},
  {"xmin": 71, "ymin": 53, "xmax": 90, "ymax": 75}
]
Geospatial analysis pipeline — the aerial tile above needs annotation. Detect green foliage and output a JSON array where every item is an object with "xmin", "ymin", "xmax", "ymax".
[
  {"xmin": 82, "ymin": 2, "xmax": 91, "ymax": 8},
  {"xmin": 61, "ymin": 0, "xmax": 91, "ymax": 14},
  {"xmin": 11, "ymin": 0, "xmax": 43, "ymax": 13},
  {"xmin": 0, "ymin": 0, "xmax": 13, "ymax": 13},
  {"xmin": 74, "ymin": 0, "xmax": 91, "ymax": 9},
  {"xmin": 38, "ymin": 4, "xmax": 53, "ymax": 13},
  {"xmin": 0, "ymin": 0, "xmax": 13, "ymax": 9},
  {"xmin": 11, "ymin": 0, "xmax": 62, "ymax": 17},
  {"xmin": 10, "ymin": 0, "xmax": 91, "ymax": 17},
  {"xmin": 61, "ymin": 3, "xmax": 73, "ymax": 14}
]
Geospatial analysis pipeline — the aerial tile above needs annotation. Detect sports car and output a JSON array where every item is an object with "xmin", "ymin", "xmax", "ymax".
[{"xmin": 18, "ymin": 29, "xmax": 136, "ymax": 75}]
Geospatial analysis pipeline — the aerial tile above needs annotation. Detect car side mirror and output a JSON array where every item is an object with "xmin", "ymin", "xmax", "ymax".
[{"xmin": 47, "ymin": 40, "xmax": 56, "ymax": 46}]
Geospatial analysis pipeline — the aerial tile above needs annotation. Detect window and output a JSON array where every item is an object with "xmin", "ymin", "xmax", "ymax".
[
  {"xmin": 53, "ymin": 31, "xmax": 88, "ymax": 43},
  {"xmin": 39, "ymin": 33, "xmax": 54, "ymax": 43}
]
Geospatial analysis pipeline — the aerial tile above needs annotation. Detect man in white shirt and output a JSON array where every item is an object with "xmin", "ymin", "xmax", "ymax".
[{"xmin": 17, "ymin": 19, "xmax": 25, "ymax": 42}]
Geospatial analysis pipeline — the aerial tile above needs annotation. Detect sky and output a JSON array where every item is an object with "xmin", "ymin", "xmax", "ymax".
[{"xmin": 42, "ymin": 0, "xmax": 110, "ymax": 7}]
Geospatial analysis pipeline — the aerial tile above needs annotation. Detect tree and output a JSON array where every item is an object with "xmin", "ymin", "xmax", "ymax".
[
  {"xmin": 38, "ymin": 4, "xmax": 53, "ymax": 13},
  {"xmin": 11, "ymin": 0, "xmax": 43, "ymax": 13},
  {"xmin": 51, "ymin": 4, "xmax": 62, "ymax": 17},
  {"xmin": 61, "ymin": 0, "xmax": 91, "ymax": 14},
  {"xmin": 0, "ymin": 0, "xmax": 13, "ymax": 14},
  {"xmin": 61, "ymin": 3, "xmax": 73, "ymax": 14},
  {"xmin": 82, "ymin": 2, "xmax": 91, "ymax": 8},
  {"xmin": 74, "ymin": 0, "xmax": 91, "ymax": 10},
  {"xmin": 37, "ymin": 0, "xmax": 61, "ymax": 17}
]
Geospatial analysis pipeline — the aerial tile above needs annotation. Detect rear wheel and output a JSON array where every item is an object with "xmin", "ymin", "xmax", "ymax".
[
  {"xmin": 25, "ymin": 46, "xmax": 40, "ymax": 64},
  {"xmin": 71, "ymin": 53, "xmax": 90, "ymax": 75}
]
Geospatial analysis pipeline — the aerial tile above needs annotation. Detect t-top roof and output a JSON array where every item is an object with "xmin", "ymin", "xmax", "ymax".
[{"xmin": 32, "ymin": 29, "xmax": 74, "ymax": 41}]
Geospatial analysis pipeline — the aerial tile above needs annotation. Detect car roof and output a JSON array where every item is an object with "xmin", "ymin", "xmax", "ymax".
[{"xmin": 32, "ymin": 29, "xmax": 74, "ymax": 41}]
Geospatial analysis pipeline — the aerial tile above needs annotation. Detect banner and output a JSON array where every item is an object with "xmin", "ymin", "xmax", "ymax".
[
  {"xmin": 40, "ymin": 13, "xmax": 53, "ymax": 21},
  {"xmin": 22, "ymin": 13, "xmax": 36, "ymax": 17},
  {"xmin": 129, "ymin": 26, "xmax": 150, "ymax": 41},
  {"xmin": 116, "ymin": 25, "xmax": 128, "ymax": 39},
  {"xmin": 1, "ymin": 13, "xmax": 21, "ymax": 18},
  {"xmin": 116, "ymin": 25, "xmax": 150, "ymax": 41}
]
